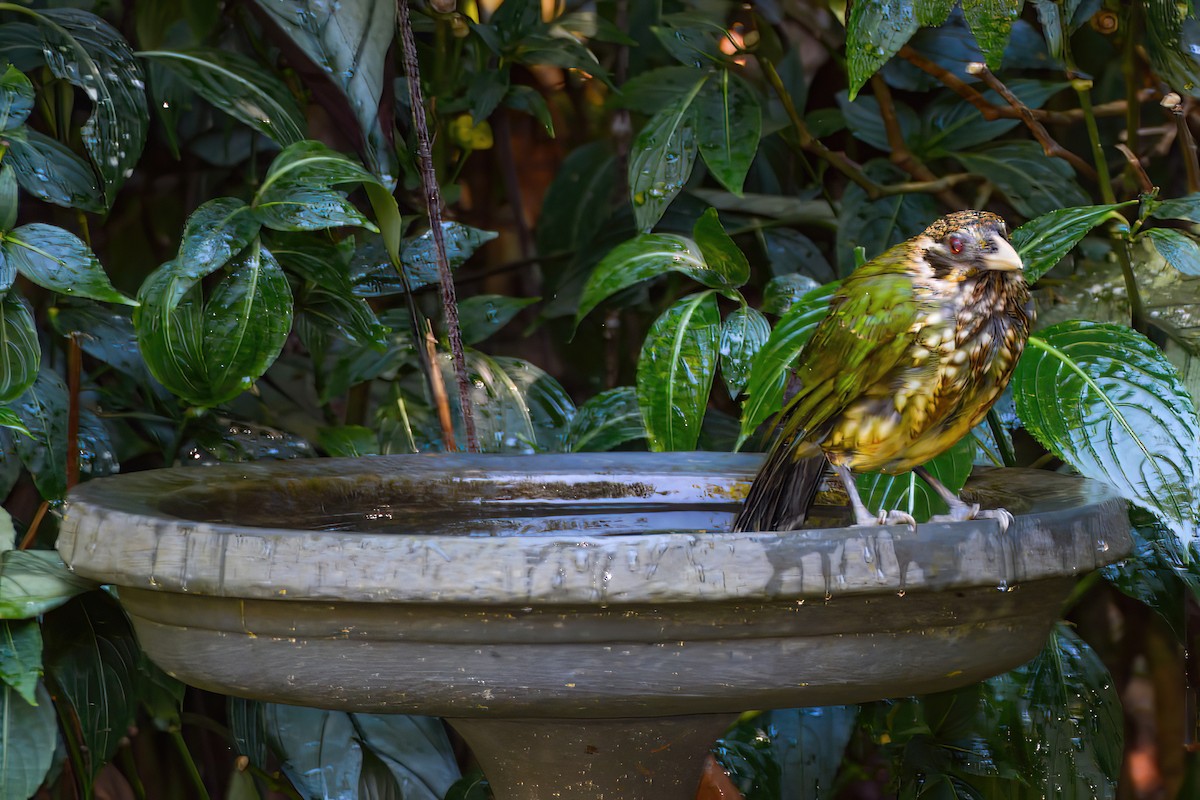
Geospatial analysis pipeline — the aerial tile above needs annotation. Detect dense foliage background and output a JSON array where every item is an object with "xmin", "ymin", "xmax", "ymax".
[{"xmin": 4, "ymin": 0, "xmax": 1200, "ymax": 798}]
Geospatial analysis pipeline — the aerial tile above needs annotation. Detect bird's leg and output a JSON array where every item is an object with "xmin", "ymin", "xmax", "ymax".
[
  {"xmin": 832, "ymin": 463, "xmax": 917, "ymax": 531},
  {"xmin": 915, "ymin": 466, "xmax": 1013, "ymax": 532}
]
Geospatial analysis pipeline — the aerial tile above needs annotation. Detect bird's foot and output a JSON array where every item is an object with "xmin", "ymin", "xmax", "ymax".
[
  {"xmin": 849, "ymin": 507, "xmax": 917, "ymax": 532},
  {"xmin": 929, "ymin": 504, "xmax": 1014, "ymax": 533}
]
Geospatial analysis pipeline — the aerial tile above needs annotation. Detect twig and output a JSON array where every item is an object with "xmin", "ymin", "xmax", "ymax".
[
  {"xmin": 17, "ymin": 500, "xmax": 49, "ymax": 550},
  {"xmin": 425, "ymin": 321, "xmax": 457, "ymax": 451},
  {"xmin": 1162, "ymin": 92, "xmax": 1200, "ymax": 194},
  {"xmin": 967, "ymin": 63, "xmax": 1098, "ymax": 179},
  {"xmin": 870, "ymin": 75, "xmax": 968, "ymax": 208},
  {"xmin": 396, "ymin": 0, "xmax": 479, "ymax": 452},
  {"xmin": 1115, "ymin": 143, "xmax": 1155, "ymax": 194}
]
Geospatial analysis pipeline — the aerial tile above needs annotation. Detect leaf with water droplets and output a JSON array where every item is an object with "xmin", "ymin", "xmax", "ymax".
[
  {"xmin": 135, "ymin": 260, "xmax": 207, "ymax": 405},
  {"xmin": 0, "ymin": 9, "xmax": 149, "ymax": 207},
  {"xmin": 1144, "ymin": 227, "xmax": 1200, "ymax": 276},
  {"xmin": 961, "ymin": 0, "xmax": 1024, "ymax": 70},
  {"xmin": 2, "ymin": 223, "xmax": 136, "ymax": 305},
  {"xmin": 0, "ymin": 292, "xmax": 40, "ymax": 404},
  {"xmin": 637, "ymin": 291, "xmax": 720, "ymax": 452},
  {"xmin": 628, "ymin": 75, "xmax": 705, "ymax": 233},
  {"xmin": 253, "ymin": 0, "xmax": 398, "ymax": 187},
  {"xmin": 1011, "ymin": 202, "xmax": 1129, "ymax": 282},
  {"xmin": 694, "ymin": 70, "xmax": 760, "ymax": 195},
  {"xmin": 350, "ymin": 224, "xmax": 498, "ymax": 296},
  {"xmin": 139, "ymin": 48, "xmax": 307, "ymax": 147},
  {"xmin": 761, "ymin": 273, "xmax": 822, "ymax": 316},
  {"xmin": 616, "ymin": 65, "xmax": 710, "ymax": 115},
  {"xmin": 0, "ymin": 166, "xmax": 16, "ymax": 233},
  {"xmin": 651, "ymin": 13, "xmax": 729, "ymax": 69},
  {"xmin": 845, "ymin": 0, "xmax": 921, "ymax": 99},
  {"xmin": 0, "ymin": 64, "xmax": 33, "ymax": 131},
  {"xmin": 10, "ymin": 370, "xmax": 69, "ymax": 501},
  {"xmin": 1013, "ymin": 322, "xmax": 1200, "ymax": 549},
  {"xmin": 255, "ymin": 187, "xmax": 375, "ymax": 232},
  {"xmin": 4, "ymin": 128, "xmax": 105, "ymax": 213},
  {"xmin": 178, "ymin": 197, "xmax": 262, "ymax": 286},
  {"xmin": 457, "ymin": 352, "xmax": 575, "ymax": 453},
  {"xmin": 737, "ymin": 282, "xmax": 838, "ymax": 447},
  {"xmin": 458, "ymin": 294, "xmax": 539, "ymax": 345},
  {"xmin": 719, "ymin": 306, "xmax": 769, "ymax": 399},
  {"xmin": 568, "ymin": 386, "xmax": 645, "ymax": 452}
]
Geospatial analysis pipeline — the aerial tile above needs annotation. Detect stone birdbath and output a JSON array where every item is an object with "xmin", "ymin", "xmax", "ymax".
[{"xmin": 57, "ymin": 453, "xmax": 1130, "ymax": 800}]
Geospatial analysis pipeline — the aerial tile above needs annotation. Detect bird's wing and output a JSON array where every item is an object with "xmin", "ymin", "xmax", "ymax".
[{"xmin": 779, "ymin": 258, "xmax": 923, "ymax": 442}]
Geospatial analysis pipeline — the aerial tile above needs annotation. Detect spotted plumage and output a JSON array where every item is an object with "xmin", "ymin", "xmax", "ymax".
[{"xmin": 734, "ymin": 211, "xmax": 1033, "ymax": 533}]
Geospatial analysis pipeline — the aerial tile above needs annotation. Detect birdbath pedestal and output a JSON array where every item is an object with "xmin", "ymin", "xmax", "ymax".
[{"xmin": 57, "ymin": 453, "xmax": 1130, "ymax": 800}]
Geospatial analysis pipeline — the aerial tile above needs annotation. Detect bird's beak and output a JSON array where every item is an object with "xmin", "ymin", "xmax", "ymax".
[{"xmin": 984, "ymin": 235, "xmax": 1023, "ymax": 272}]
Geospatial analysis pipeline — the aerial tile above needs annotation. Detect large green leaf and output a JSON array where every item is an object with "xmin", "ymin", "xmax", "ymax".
[
  {"xmin": 0, "ymin": 8, "xmax": 148, "ymax": 206},
  {"xmin": 1014, "ymin": 322, "xmax": 1200, "ymax": 549},
  {"xmin": 629, "ymin": 75, "xmax": 706, "ymax": 232},
  {"xmin": 265, "ymin": 704, "xmax": 363, "ymax": 798},
  {"xmin": 917, "ymin": 80, "xmax": 1067, "ymax": 157},
  {"xmin": 460, "ymin": 353, "xmax": 575, "ymax": 453},
  {"xmin": 0, "ymin": 682, "xmax": 55, "ymax": 800},
  {"xmin": 1144, "ymin": 0, "xmax": 1200, "ymax": 99},
  {"xmin": 4, "ymin": 128, "xmax": 105, "ymax": 213},
  {"xmin": 719, "ymin": 306, "xmax": 770, "ymax": 399},
  {"xmin": 761, "ymin": 273, "xmax": 822, "ymax": 316},
  {"xmin": 10, "ymin": 369, "xmax": 70, "ymax": 501},
  {"xmin": 134, "ymin": 260, "xmax": 208, "ymax": 405},
  {"xmin": 535, "ymin": 141, "xmax": 616, "ymax": 259},
  {"xmin": 856, "ymin": 435, "xmax": 975, "ymax": 522},
  {"xmin": 252, "ymin": 0, "xmax": 398, "ymax": 186},
  {"xmin": 353, "ymin": 715, "xmax": 461, "ymax": 800},
  {"xmin": 637, "ymin": 291, "xmax": 721, "ymax": 452},
  {"xmin": 1144, "ymin": 227, "xmax": 1200, "ymax": 277},
  {"xmin": 138, "ymin": 48, "xmax": 307, "ymax": 146},
  {"xmin": 177, "ymin": 197, "xmax": 263, "ymax": 286},
  {"xmin": 0, "ymin": 550, "xmax": 95, "ymax": 619},
  {"xmin": 692, "ymin": 207, "xmax": 750, "ymax": 288},
  {"xmin": 2, "ymin": 223, "xmax": 135, "ymax": 305},
  {"xmin": 0, "ymin": 618, "xmax": 42, "ymax": 705},
  {"xmin": 1011, "ymin": 203, "xmax": 1129, "ymax": 282},
  {"xmin": 254, "ymin": 186, "xmax": 374, "ymax": 232},
  {"xmin": 351, "ymin": 223, "xmax": 498, "ymax": 296},
  {"xmin": 694, "ymin": 70, "xmax": 760, "ymax": 195},
  {"xmin": 567, "ymin": 386, "xmax": 646, "ymax": 452},
  {"xmin": 0, "ymin": 64, "xmax": 33, "ymax": 131},
  {"xmin": 0, "ymin": 165, "xmax": 14, "ymax": 232},
  {"xmin": 951, "ymin": 141, "xmax": 1090, "ymax": 219},
  {"xmin": 962, "ymin": 0, "xmax": 1025, "ymax": 70},
  {"xmin": 616, "ymin": 65, "xmax": 711, "ymax": 115},
  {"xmin": 1151, "ymin": 191, "xmax": 1200, "ymax": 223},
  {"xmin": 0, "ymin": 291, "xmax": 40, "ymax": 404},
  {"xmin": 457, "ymin": 295, "xmax": 539, "ymax": 346},
  {"xmin": 253, "ymin": 141, "xmax": 380, "ymax": 233},
  {"xmin": 43, "ymin": 593, "xmax": 145, "ymax": 797},
  {"xmin": 737, "ymin": 282, "xmax": 838, "ymax": 447},
  {"xmin": 845, "ymin": 0, "xmax": 922, "ymax": 99}
]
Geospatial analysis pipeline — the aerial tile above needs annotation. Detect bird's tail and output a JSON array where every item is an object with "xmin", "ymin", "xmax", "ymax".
[{"xmin": 732, "ymin": 438, "xmax": 826, "ymax": 532}]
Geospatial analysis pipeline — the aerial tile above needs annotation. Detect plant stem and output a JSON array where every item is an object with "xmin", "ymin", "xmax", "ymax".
[
  {"xmin": 169, "ymin": 728, "xmax": 211, "ymax": 800},
  {"xmin": 396, "ymin": 0, "xmax": 478, "ymax": 452},
  {"xmin": 66, "ymin": 332, "xmax": 81, "ymax": 491},
  {"xmin": 985, "ymin": 408, "xmax": 1017, "ymax": 468}
]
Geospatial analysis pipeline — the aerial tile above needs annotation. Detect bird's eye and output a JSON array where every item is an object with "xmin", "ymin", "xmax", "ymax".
[{"xmin": 947, "ymin": 233, "xmax": 965, "ymax": 255}]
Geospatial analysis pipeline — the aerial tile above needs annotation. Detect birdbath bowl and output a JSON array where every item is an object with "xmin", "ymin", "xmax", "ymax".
[{"xmin": 58, "ymin": 453, "xmax": 1130, "ymax": 800}]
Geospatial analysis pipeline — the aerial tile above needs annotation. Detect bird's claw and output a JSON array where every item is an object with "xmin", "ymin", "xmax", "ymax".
[
  {"xmin": 929, "ymin": 505, "xmax": 1014, "ymax": 533},
  {"xmin": 849, "ymin": 508, "xmax": 917, "ymax": 532}
]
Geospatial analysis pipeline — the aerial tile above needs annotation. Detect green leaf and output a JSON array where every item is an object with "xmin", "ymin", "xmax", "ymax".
[
  {"xmin": 503, "ymin": 84, "xmax": 555, "ymax": 136},
  {"xmin": 1013, "ymin": 322, "xmax": 1200, "ymax": 549},
  {"xmin": 1010, "ymin": 203, "xmax": 1129, "ymax": 282},
  {"xmin": 1151, "ymin": 191, "xmax": 1200, "ymax": 223},
  {"xmin": 2, "ymin": 223, "xmax": 136, "ymax": 305},
  {"xmin": 1144, "ymin": 0, "xmax": 1200, "ymax": 100},
  {"xmin": 0, "ymin": 65, "xmax": 33, "ymax": 132},
  {"xmin": 575, "ymin": 232, "xmax": 740, "ymax": 325},
  {"xmin": 0, "ymin": 292, "xmax": 40, "ymax": 404},
  {"xmin": 836, "ymin": 162, "xmax": 936, "ymax": 275},
  {"xmin": 838, "ymin": 90, "xmax": 921, "ymax": 152},
  {"xmin": 0, "ymin": 550, "xmax": 95, "ymax": 619},
  {"xmin": 616, "ymin": 65, "xmax": 710, "ymax": 115},
  {"xmin": 296, "ymin": 284, "xmax": 388, "ymax": 353},
  {"xmin": 137, "ymin": 48, "xmax": 307, "ymax": 146},
  {"xmin": 0, "ymin": 9, "xmax": 149, "ymax": 206},
  {"xmin": 177, "ymin": 197, "xmax": 262, "ymax": 286},
  {"xmin": 43, "ymin": 593, "xmax": 145, "ymax": 795},
  {"xmin": 845, "ymin": 0, "xmax": 922, "ymax": 99},
  {"xmin": 257, "ymin": 140, "xmax": 381, "ymax": 198},
  {"xmin": 461, "ymin": 353, "xmax": 575, "ymax": 453},
  {"xmin": 254, "ymin": 187, "xmax": 374, "ymax": 232},
  {"xmin": 719, "ymin": 306, "xmax": 770, "ymax": 399},
  {"xmin": 951, "ymin": 141, "xmax": 1089, "ymax": 219},
  {"xmin": 0, "ymin": 165, "xmax": 16, "ymax": 231},
  {"xmin": 4, "ymin": 128, "xmax": 105, "ymax": 213},
  {"xmin": 962, "ymin": 0, "xmax": 1024, "ymax": 70},
  {"xmin": 636, "ymin": 291, "xmax": 721, "ymax": 452},
  {"xmin": 265, "ymin": 705, "xmax": 362, "ymax": 797},
  {"xmin": 567, "ymin": 386, "xmax": 646, "ymax": 452},
  {"xmin": 1145, "ymin": 227, "xmax": 1200, "ymax": 276},
  {"xmin": 133, "ymin": 260, "xmax": 207, "ymax": 404},
  {"xmin": 738, "ymin": 282, "xmax": 838, "ymax": 447},
  {"xmin": 918, "ymin": 80, "xmax": 1067, "ymax": 157},
  {"xmin": 629, "ymin": 76, "xmax": 706, "ymax": 232},
  {"xmin": 0, "ymin": 618, "xmax": 42, "ymax": 705},
  {"xmin": 761, "ymin": 273, "xmax": 822, "ymax": 316},
  {"xmin": 458, "ymin": 294, "xmax": 539, "ymax": 345},
  {"xmin": 253, "ymin": 0, "xmax": 398, "ymax": 186},
  {"xmin": 535, "ymin": 141, "xmax": 616, "ymax": 259},
  {"xmin": 0, "ymin": 409, "xmax": 26, "ymax": 436},
  {"xmin": 317, "ymin": 426, "xmax": 379, "ymax": 457},
  {"xmin": 201, "ymin": 243, "xmax": 293, "ymax": 406},
  {"xmin": 651, "ymin": 13, "xmax": 729, "ymax": 69},
  {"xmin": 694, "ymin": 70, "xmax": 761, "ymax": 195},
  {"xmin": 352, "ymin": 714, "xmax": 461, "ymax": 800},
  {"xmin": 351, "ymin": 224, "xmax": 498, "ymax": 296},
  {"xmin": 856, "ymin": 435, "xmax": 975, "ymax": 521},
  {"xmin": 0, "ymin": 682, "xmax": 55, "ymax": 799},
  {"xmin": 692, "ymin": 207, "xmax": 750, "ymax": 288},
  {"xmin": 11, "ymin": 369, "xmax": 70, "ymax": 501}
]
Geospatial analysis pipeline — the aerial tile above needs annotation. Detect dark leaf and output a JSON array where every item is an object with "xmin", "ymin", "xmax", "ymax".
[
  {"xmin": 761, "ymin": 273, "xmax": 822, "ymax": 315},
  {"xmin": 567, "ymin": 386, "xmax": 645, "ymax": 452},
  {"xmin": 264, "ymin": 704, "xmax": 361, "ymax": 799},
  {"xmin": 636, "ymin": 291, "xmax": 721, "ymax": 451},
  {"xmin": 502, "ymin": 84, "xmax": 554, "ymax": 136},
  {"xmin": 351, "ymin": 224, "xmax": 498, "ymax": 296},
  {"xmin": 458, "ymin": 295, "xmax": 538, "ymax": 345},
  {"xmin": 651, "ymin": 13, "xmax": 729, "ymax": 69},
  {"xmin": 1151, "ymin": 191, "xmax": 1200, "ymax": 223},
  {"xmin": 228, "ymin": 698, "xmax": 270, "ymax": 768},
  {"xmin": 1145, "ymin": 227, "xmax": 1200, "ymax": 276},
  {"xmin": 694, "ymin": 70, "xmax": 761, "ymax": 195},
  {"xmin": 0, "ymin": 618, "xmax": 42, "ymax": 705},
  {"xmin": 318, "ymin": 426, "xmax": 379, "ymax": 457},
  {"xmin": 917, "ymin": 80, "xmax": 1067, "ymax": 156},
  {"xmin": 2, "ymin": 223, "xmax": 135, "ymax": 305},
  {"xmin": 629, "ymin": 76, "xmax": 706, "ymax": 232},
  {"xmin": 719, "ymin": 306, "xmax": 770, "ymax": 399},
  {"xmin": 951, "ymin": 141, "xmax": 1090, "ymax": 218},
  {"xmin": 0, "ymin": 292, "xmax": 40, "ymax": 403},
  {"xmin": 352, "ymin": 714, "xmax": 461, "ymax": 800},
  {"xmin": 839, "ymin": 90, "xmax": 920, "ymax": 152},
  {"xmin": 0, "ymin": 165, "xmax": 15, "ymax": 231},
  {"xmin": 4, "ymin": 128, "xmax": 105, "ymax": 213},
  {"xmin": 11, "ymin": 370, "xmax": 70, "ymax": 500},
  {"xmin": 0, "ymin": 64, "xmax": 33, "ymax": 131},
  {"xmin": 616, "ymin": 65, "xmax": 710, "ymax": 115},
  {"xmin": 535, "ymin": 141, "xmax": 616, "ymax": 260},
  {"xmin": 0, "ymin": 682, "xmax": 56, "ymax": 799},
  {"xmin": 836, "ymin": 162, "xmax": 936, "ymax": 275}
]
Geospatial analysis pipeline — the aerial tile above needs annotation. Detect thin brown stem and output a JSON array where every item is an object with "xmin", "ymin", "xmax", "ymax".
[
  {"xmin": 397, "ymin": 0, "xmax": 478, "ymax": 452},
  {"xmin": 1163, "ymin": 93, "xmax": 1200, "ymax": 194},
  {"xmin": 870, "ymin": 75, "xmax": 968, "ymax": 208},
  {"xmin": 967, "ymin": 63, "xmax": 1098, "ymax": 179},
  {"xmin": 18, "ymin": 500, "xmax": 49, "ymax": 550},
  {"xmin": 425, "ymin": 321, "xmax": 457, "ymax": 451},
  {"xmin": 1115, "ymin": 143, "xmax": 1155, "ymax": 194}
]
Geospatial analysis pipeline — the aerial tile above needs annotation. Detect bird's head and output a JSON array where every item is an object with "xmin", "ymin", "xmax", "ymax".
[{"xmin": 920, "ymin": 211, "xmax": 1023, "ymax": 277}]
